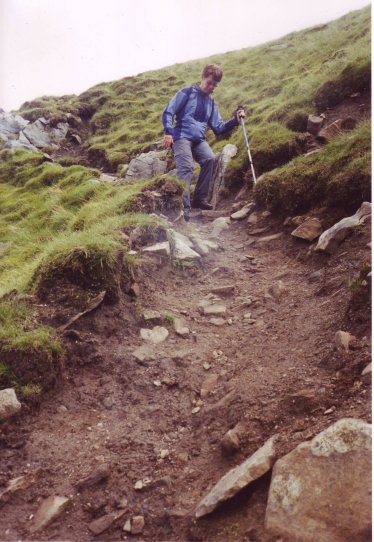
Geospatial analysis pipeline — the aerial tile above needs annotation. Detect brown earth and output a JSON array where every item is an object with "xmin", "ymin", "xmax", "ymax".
[{"xmin": 0, "ymin": 196, "xmax": 371, "ymax": 542}]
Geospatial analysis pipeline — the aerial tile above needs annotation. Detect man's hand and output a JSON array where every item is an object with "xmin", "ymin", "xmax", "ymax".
[
  {"xmin": 164, "ymin": 134, "xmax": 174, "ymax": 149},
  {"xmin": 236, "ymin": 109, "xmax": 245, "ymax": 123}
]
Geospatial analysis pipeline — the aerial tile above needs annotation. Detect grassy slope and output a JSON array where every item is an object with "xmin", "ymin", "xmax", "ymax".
[{"xmin": 17, "ymin": 6, "xmax": 370, "ymax": 176}]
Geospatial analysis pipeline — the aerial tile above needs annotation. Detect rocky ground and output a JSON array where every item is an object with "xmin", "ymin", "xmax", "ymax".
[{"xmin": 0, "ymin": 194, "xmax": 371, "ymax": 541}]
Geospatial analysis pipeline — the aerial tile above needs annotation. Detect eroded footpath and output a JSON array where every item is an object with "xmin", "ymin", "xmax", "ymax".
[{"xmin": 0, "ymin": 205, "xmax": 371, "ymax": 542}]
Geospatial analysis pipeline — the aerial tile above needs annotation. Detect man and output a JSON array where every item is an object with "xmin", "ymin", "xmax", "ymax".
[{"xmin": 162, "ymin": 64, "xmax": 244, "ymax": 219}]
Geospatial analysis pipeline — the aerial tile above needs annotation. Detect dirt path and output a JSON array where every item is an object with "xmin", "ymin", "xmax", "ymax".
[{"xmin": 0, "ymin": 206, "xmax": 371, "ymax": 541}]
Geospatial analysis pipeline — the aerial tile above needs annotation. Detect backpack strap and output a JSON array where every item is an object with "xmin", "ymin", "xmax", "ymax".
[{"xmin": 175, "ymin": 85, "xmax": 195, "ymax": 117}]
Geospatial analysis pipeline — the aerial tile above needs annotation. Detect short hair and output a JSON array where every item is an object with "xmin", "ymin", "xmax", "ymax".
[{"xmin": 202, "ymin": 64, "xmax": 223, "ymax": 82}]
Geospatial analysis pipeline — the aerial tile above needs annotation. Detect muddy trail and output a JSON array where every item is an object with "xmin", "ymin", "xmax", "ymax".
[{"xmin": 0, "ymin": 201, "xmax": 371, "ymax": 542}]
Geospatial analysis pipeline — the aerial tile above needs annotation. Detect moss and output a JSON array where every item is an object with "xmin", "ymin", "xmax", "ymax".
[{"xmin": 0, "ymin": 300, "xmax": 64, "ymax": 392}]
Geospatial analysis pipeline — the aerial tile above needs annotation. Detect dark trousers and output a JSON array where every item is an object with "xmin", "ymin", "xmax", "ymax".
[{"xmin": 173, "ymin": 139, "xmax": 215, "ymax": 210}]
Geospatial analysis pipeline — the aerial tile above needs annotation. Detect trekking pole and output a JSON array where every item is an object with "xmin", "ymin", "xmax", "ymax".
[{"xmin": 237, "ymin": 105, "xmax": 257, "ymax": 185}]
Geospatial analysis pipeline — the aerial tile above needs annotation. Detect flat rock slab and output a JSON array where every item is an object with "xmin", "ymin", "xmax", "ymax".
[
  {"xmin": 231, "ymin": 203, "xmax": 255, "ymax": 220},
  {"xmin": 265, "ymin": 418, "xmax": 372, "ymax": 542},
  {"xmin": 30, "ymin": 496, "xmax": 70, "ymax": 533},
  {"xmin": 210, "ymin": 285, "xmax": 235, "ymax": 297},
  {"xmin": 202, "ymin": 304, "xmax": 227, "ymax": 316},
  {"xmin": 140, "ymin": 326, "xmax": 169, "ymax": 344},
  {"xmin": 316, "ymin": 202, "xmax": 371, "ymax": 254},
  {"xmin": 291, "ymin": 218, "xmax": 323, "ymax": 241},
  {"xmin": 0, "ymin": 388, "xmax": 22, "ymax": 420},
  {"xmin": 195, "ymin": 435, "xmax": 277, "ymax": 518}
]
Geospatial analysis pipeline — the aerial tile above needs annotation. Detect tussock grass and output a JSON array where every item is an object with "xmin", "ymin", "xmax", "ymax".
[
  {"xmin": 254, "ymin": 120, "xmax": 371, "ymax": 215},
  {"xmin": 0, "ymin": 150, "xmax": 165, "ymax": 296}
]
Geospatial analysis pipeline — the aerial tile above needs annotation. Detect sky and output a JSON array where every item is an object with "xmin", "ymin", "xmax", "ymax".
[{"xmin": 0, "ymin": 0, "xmax": 371, "ymax": 112}]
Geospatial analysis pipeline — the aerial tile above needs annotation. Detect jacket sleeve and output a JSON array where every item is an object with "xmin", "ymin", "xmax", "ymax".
[
  {"xmin": 209, "ymin": 101, "xmax": 239, "ymax": 136},
  {"xmin": 162, "ymin": 88, "xmax": 190, "ymax": 136}
]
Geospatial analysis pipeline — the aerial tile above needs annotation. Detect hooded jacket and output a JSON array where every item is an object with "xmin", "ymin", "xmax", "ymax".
[{"xmin": 162, "ymin": 85, "xmax": 238, "ymax": 143}]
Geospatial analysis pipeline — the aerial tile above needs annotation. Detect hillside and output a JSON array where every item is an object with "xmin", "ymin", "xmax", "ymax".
[{"xmin": 0, "ymin": 6, "xmax": 372, "ymax": 542}]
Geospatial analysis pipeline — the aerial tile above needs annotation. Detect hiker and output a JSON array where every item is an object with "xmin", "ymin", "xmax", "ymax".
[{"xmin": 162, "ymin": 64, "xmax": 244, "ymax": 218}]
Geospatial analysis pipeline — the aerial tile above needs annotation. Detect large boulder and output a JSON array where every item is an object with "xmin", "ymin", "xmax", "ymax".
[
  {"xmin": 265, "ymin": 418, "xmax": 372, "ymax": 542},
  {"xmin": 316, "ymin": 202, "xmax": 371, "ymax": 253},
  {"xmin": 125, "ymin": 150, "xmax": 168, "ymax": 180},
  {"xmin": 20, "ymin": 118, "xmax": 69, "ymax": 149},
  {"xmin": 0, "ymin": 111, "xmax": 29, "ymax": 138}
]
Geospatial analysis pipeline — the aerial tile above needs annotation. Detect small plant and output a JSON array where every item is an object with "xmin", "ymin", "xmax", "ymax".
[{"xmin": 163, "ymin": 314, "xmax": 175, "ymax": 324}]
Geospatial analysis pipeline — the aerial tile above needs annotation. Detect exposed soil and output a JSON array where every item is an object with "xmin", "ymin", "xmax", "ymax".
[{"xmin": 0, "ymin": 197, "xmax": 371, "ymax": 542}]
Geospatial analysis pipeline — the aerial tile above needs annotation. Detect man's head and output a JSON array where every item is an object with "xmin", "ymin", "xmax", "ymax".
[{"xmin": 200, "ymin": 64, "xmax": 223, "ymax": 95}]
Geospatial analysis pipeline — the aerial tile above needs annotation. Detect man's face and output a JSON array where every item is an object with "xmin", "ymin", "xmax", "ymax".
[{"xmin": 200, "ymin": 76, "xmax": 220, "ymax": 95}]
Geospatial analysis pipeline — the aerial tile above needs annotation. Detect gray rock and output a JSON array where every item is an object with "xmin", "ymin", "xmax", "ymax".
[
  {"xmin": 173, "ymin": 317, "xmax": 190, "ymax": 336},
  {"xmin": 210, "ymin": 217, "xmax": 230, "ymax": 238},
  {"xmin": 132, "ymin": 345, "xmax": 155, "ymax": 363},
  {"xmin": 167, "ymin": 230, "xmax": 201, "ymax": 262},
  {"xmin": 291, "ymin": 218, "xmax": 323, "ymax": 241},
  {"xmin": 0, "ymin": 388, "xmax": 21, "ymax": 421},
  {"xmin": 221, "ymin": 423, "xmax": 245, "ymax": 455},
  {"xmin": 335, "ymin": 330, "xmax": 355, "ymax": 352},
  {"xmin": 307, "ymin": 114, "xmax": 325, "ymax": 135},
  {"xmin": 189, "ymin": 234, "xmax": 219, "ymax": 255},
  {"xmin": 143, "ymin": 309, "xmax": 163, "ymax": 323},
  {"xmin": 142, "ymin": 241, "xmax": 170, "ymax": 257},
  {"xmin": 209, "ymin": 317, "xmax": 226, "ymax": 326},
  {"xmin": 131, "ymin": 515, "xmax": 145, "ymax": 534},
  {"xmin": 30, "ymin": 496, "xmax": 70, "ymax": 533},
  {"xmin": 231, "ymin": 202, "xmax": 256, "ymax": 220},
  {"xmin": 21, "ymin": 119, "xmax": 69, "ymax": 149},
  {"xmin": 361, "ymin": 362, "xmax": 372, "ymax": 376},
  {"xmin": 203, "ymin": 304, "xmax": 227, "ymax": 316},
  {"xmin": 76, "ymin": 463, "xmax": 111, "ymax": 490},
  {"xmin": 210, "ymin": 285, "xmax": 235, "ymax": 297},
  {"xmin": 3, "ymin": 139, "xmax": 40, "ymax": 153},
  {"xmin": 89, "ymin": 510, "xmax": 126, "ymax": 535},
  {"xmin": 195, "ymin": 435, "xmax": 278, "ymax": 518},
  {"xmin": 0, "ymin": 111, "xmax": 28, "ymax": 137},
  {"xmin": 208, "ymin": 144, "xmax": 238, "ymax": 208},
  {"xmin": 256, "ymin": 233, "xmax": 283, "ymax": 243},
  {"xmin": 140, "ymin": 326, "xmax": 169, "ymax": 344},
  {"xmin": 316, "ymin": 202, "xmax": 371, "ymax": 254},
  {"xmin": 126, "ymin": 150, "xmax": 167, "ymax": 179},
  {"xmin": 265, "ymin": 418, "xmax": 372, "ymax": 542}
]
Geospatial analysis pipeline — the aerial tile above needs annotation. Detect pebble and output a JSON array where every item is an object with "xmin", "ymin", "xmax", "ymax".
[{"xmin": 191, "ymin": 407, "xmax": 201, "ymax": 414}]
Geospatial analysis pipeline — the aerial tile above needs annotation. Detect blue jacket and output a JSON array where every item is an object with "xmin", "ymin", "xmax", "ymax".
[{"xmin": 162, "ymin": 85, "xmax": 239, "ymax": 142}]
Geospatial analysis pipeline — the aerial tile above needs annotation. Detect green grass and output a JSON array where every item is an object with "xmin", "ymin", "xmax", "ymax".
[
  {"xmin": 15, "ymin": 7, "xmax": 370, "ymax": 175},
  {"xmin": 0, "ymin": 299, "xmax": 64, "ymax": 395},
  {"xmin": 0, "ymin": 150, "xmax": 178, "ymax": 296},
  {"xmin": 254, "ymin": 120, "xmax": 371, "ymax": 215}
]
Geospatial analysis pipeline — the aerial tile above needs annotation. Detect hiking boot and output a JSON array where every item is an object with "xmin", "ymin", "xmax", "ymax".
[{"xmin": 191, "ymin": 199, "xmax": 213, "ymax": 210}]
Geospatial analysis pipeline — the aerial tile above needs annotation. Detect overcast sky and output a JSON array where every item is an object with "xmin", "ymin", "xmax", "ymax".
[{"xmin": 0, "ymin": 0, "xmax": 370, "ymax": 112}]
